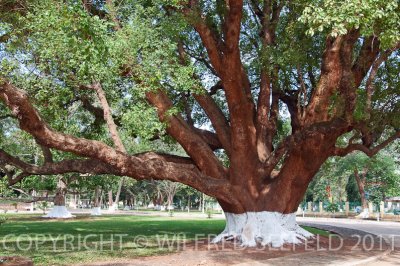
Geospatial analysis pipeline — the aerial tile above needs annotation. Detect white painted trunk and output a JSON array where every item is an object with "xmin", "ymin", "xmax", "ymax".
[
  {"xmin": 91, "ymin": 207, "xmax": 102, "ymax": 216},
  {"xmin": 108, "ymin": 203, "xmax": 118, "ymax": 212},
  {"xmin": 212, "ymin": 211, "xmax": 313, "ymax": 247},
  {"xmin": 43, "ymin": 206, "xmax": 74, "ymax": 219},
  {"xmin": 357, "ymin": 208, "xmax": 370, "ymax": 218}
]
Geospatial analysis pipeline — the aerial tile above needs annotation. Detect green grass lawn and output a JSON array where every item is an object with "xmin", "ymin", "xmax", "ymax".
[
  {"xmin": 0, "ymin": 214, "xmax": 332, "ymax": 265},
  {"xmin": 0, "ymin": 214, "xmax": 226, "ymax": 265}
]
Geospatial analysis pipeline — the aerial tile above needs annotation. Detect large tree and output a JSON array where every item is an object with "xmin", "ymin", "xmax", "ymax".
[{"xmin": 0, "ymin": 0, "xmax": 399, "ymax": 247}]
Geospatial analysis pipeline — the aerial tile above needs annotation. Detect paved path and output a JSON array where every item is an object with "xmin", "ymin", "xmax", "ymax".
[
  {"xmin": 298, "ymin": 217, "xmax": 400, "ymax": 249},
  {"xmin": 298, "ymin": 217, "xmax": 400, "ymax": 265}
]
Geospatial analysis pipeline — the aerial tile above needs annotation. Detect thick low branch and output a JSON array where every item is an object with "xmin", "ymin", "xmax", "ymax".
[
  {"xmin": 0, "ymin": 149, "xmax": 119, "ymax": 185},
  {"xmin": 0, "ymin": 80, "xmax": 232, "ymax": 201}
]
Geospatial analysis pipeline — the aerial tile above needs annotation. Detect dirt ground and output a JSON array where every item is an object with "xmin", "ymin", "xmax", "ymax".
[{"xmin": 77, "ymin": 235, "xmax": 386, "ymax": 266}]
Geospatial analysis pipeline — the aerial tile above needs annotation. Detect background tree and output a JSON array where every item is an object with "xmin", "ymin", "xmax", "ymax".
[
  {"xmin": 158, "ymin": 181, "xmax": 184, "ymax": 210},
  {"xmin": 307, "ymin": 147, "xmax": 400, "ymax": 215}
]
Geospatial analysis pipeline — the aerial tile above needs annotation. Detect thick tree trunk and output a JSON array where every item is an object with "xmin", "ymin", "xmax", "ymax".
[
  {"xmin": 214, "ymin": 184, "xmax": 313, "ymax": 247},
  {"xmin": 214, "ymin": 187, "xmax": 310, "ymax": 246},
  {"xmin": 213, "ymin": 212, "xmax": 313, "ymax": 247},
  {"xmin": 212, "ymin": 136, "xmax": 333, "ymax": 246}
]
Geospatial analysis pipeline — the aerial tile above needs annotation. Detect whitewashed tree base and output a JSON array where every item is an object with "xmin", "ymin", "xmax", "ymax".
[
  {"xmin": 212, "ymin": 211, "xmax": 314, "ymax": 247},
  {"xmin": 357, "ymin": 208, "xmax": 370, "ymax": 219},
  {"xmin": 91, "ymin": 207, "xmax": 102, "ymax": 216},
  {"xmin": 108, "ymin": 203, "xmax": 118, "ymax": 212},
  {"xmin": 43, "ymin": 206, "xmax": 74, "ymax": 219}
]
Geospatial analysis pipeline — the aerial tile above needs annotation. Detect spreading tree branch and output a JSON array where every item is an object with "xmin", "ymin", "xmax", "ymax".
[
  {"xmin": 0, "ymin": 80, "xmax": 233, "ymax": 200},
  {"xmin": 177, "ymin": 41, "xmax": 232, "ymax": 155},
  {"xmin": 145, "ymin": 89, "xmax": 227, "ymax": 179},
  {"xmin": 306, "ymin": 31, "xmax": 360, "ymax": 124},
  {"xmin": 333, "ymin": 131, "xmax": 400, "ymax": 157}
]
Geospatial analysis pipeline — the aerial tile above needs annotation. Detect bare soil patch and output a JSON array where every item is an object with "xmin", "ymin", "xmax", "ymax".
[
  {"xmin": 77, "ymin": 234, "xmax": 385, "ymax": 266},
  {"xmin": 0, "ymin": 256, "xmax": 33, "ymax": 266}
]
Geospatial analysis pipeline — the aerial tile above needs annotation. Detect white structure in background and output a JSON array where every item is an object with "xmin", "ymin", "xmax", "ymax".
[
  {"xmin": 69, "ymin": 201, "xmax": 77, "ymax": 209},
  {"xmin": 385, "ymin": 196, "xmax": 400, "ymax": 212},
  {"xmin": 358, "ymin": 208, "xmax": 370, "ymax": 218},
  {"xmin": 91, "ymin": 207, "xmax": 102, "ymax": 216},
  {"xmin": 43, "ymin": 206, "xmax": 74, "ymax": 218}
]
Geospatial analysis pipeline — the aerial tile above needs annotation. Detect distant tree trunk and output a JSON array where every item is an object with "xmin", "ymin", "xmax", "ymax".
[
  {"xmin": 44, "ymin": 177, "xmax": 73, "ymax": 218},
  {"xmin": 31, "ymin": 189, "xmax": 36, "ymax": 212},
  {"xmin": 93, "ymin": 186, "xmax": 101, "ymax": 207},
  {"xmin": 354, "ymin": 168, "xmax": 369, "ymax": 218},
  {"xmin": 54, "ymin": 178, "xmax": 66, "ymax": 206},
  {"xmin": 160, "ymin": 181, "xmax": 181, "ymax": 210},
  {"xmin": 108, "ymin": 190, "xmax": 113, "ymax": 208},
  {"xmin": 201, "ymin": 193, "xmax": 205, "ymax": 214},
  {"xmin": 187, "ymin": 195, "xmax": 190, "ymax": 213},
  {"xmin": 113, "ymin": 178, "xmax": 124, "ymax": 210},
  {"xmin": 91, "ymin": 186, "xmax": 102, "ymax": 216},
  {"xmin": 70, "ymin": 192, "xmax": 77, "ymax": 209}
]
